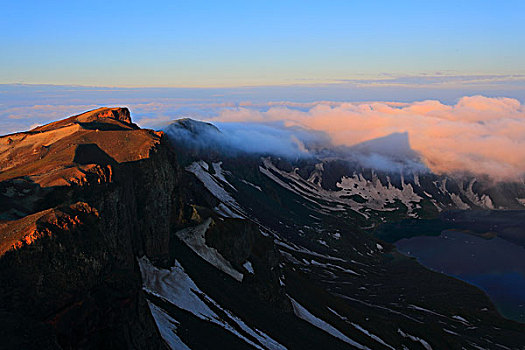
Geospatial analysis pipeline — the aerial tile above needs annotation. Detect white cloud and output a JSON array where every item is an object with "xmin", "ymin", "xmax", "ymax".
[{"xmin": 210, "ymin": 96, "xmax": 525, "ymax": 180}]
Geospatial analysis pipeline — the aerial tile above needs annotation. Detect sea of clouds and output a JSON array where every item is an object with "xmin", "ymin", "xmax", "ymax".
[
  {"xmin": 206, "ymin": 96, "xmax": 525, "ymax": 180},
  {"xmin": 1, "ymin": 84, "xmax": 524, "ymax": 180}
]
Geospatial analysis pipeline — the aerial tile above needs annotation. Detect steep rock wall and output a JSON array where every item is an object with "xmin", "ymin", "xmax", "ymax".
[{"xmin": 0, "ymin": 108, "xmax": 180, "ymax": 349}]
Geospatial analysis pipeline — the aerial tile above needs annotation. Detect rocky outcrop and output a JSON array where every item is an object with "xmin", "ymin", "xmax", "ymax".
[
  {"xmin": 205, "ymin": 218, "xmax": 289, "ymax": 308},
  {"xmin": 0, "ymin": 108, "xmax": 181, "ymax": 349}
]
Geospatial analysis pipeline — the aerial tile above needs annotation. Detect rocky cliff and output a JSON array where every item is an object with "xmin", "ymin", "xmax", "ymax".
[{"xmin": 0, "ymin": 108, "xmax": 179, "ymax": 349}]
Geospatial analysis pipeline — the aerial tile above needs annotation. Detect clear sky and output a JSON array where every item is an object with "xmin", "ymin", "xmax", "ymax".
[{"xmin": 2, "ymin": 0, "xmax": 524, "ymax": 87}]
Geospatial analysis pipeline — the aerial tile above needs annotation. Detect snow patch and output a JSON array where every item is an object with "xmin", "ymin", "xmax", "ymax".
[
  {"xmin": 243, "ymin": 261, "xmax": 254, "ymax": 274},
  {"xmin": 186, "ymin": 161, "xmax": 243, "ymax": 214},
  {"xmin": 289, "ymin": 297, "xmax": 370, "ymax": 349},
  {"xmin": 450, "ymin": 193, "xmax": 470, "ymax": 210},
  {"xmin": 443, "ymin": 328, "xmax": 459, "ymax": 336},
  {"xmin": 462, "ymin": 179, "xmax": 494, "ymax": 209},
  {"xmin": 176, "ymin": 218, "xmax": 244, "ymax": 282},
  {"xmin": 397, "ymin": 328, "xmax": 433, "ymax": 350},
  {"xmin": 259, "ymin": 158, "xmax": 423, "ymax": 216},
  {"xmin": 139, "ymin": 257, "xmax": 218, "ymax": 320},
  {"xmin": 351, "ymin": 323, "xmax": 395, "ymax": 350},
  {"xmin": 214, "ymin": 203, "xmax": 244, "ymax": 219},
  {"xmin": 275, "ymin": 240, "xmax": 346, "ymax": 263},
  {"xmin": 139, "ymin": 257, "xmax": 286, "ymax": 350},
  {"xmin": 407, "ymin": 304, "xmax": 447, "ymax": 319},
  {"xmin": 452, "ymin": 315, "xmax": 469, "ymax": 325},
  {"xmin": 317, "ymin": 239, "xmax": 328, "ymax": 247},
  {"xmin": 309, "ymin": 259, "xmax": 359, "ymax": 276},
  {"xmin": 241, "ymin": 179, "xmax": 263, "ymax": 191},
  {"xmin": 212, "ymin": 162, "xmax": 236, "ymax": 190},
  {"xmin": 147, "ymin": 301, "xmax": 191, "ymax": 350},
  {"xmin": 336, "ymin": 172, "xmax": 422, "ymax": 214}
]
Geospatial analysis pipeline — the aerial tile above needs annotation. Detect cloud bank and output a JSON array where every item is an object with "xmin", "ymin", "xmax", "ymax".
[
  {"xmin": 209, "ymin": 96, "xmax": 525, "ymax": 180},
  {"xmin": 164, "ymin": 119, "xmax": 330, "ymax": 159},
  {"xmin": 1, "ymin": 85, "xmax": 523, "ymax": 180}
]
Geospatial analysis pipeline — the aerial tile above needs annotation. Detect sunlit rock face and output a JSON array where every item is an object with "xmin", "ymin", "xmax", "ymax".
[{"xmin": 0, "ymin": 108, "xmax": 178, "ymax": 349}]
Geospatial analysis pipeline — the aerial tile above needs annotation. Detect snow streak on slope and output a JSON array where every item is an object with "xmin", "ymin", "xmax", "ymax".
[
  {"xmin": 326, "ymin": 307, "xmax": 395, "ymax": 350},
  {"xmin": 259, "ymin": 158, "xmax": 423, "ymax": 217},
  {"xmin": 308, "ymin": 259, "xmax": 359, "ymax": 276},
  {"xmin": 214, "ymin": 203, "xmax": 244, "ymax": 219},
  {"xmin": 336, "ymin": 173, "xmax": 422, "ymax": 215},
  {"xmin": 259, "ymin": 158, "xmax": 508, "ymax": 217},
  {"xmin": 138, "ymin": 257, "xmax": 287, "ymax": 350},
  {"xmin": 437, "ymin": 178, "xmax": 496, "ymax": 210},
  {"xmin": 351, "ymin": 323, "xmax": 395, "ymax": 350},
  {"xmin": 148, "ymin": 301, "xmax": 191, "ymax": 350},
  {"xmin": 139, "ymin": 257, "xmax": 218, "ymax": 319},
  {"xmin": 243, "ymin": 261, "xmax": 255, "ymax": 274},
  {"xmin": 397, "ymin": 328, "xmax": 433, "ymax": 350},
  {"xmin": 289, "ymin": 297, "xmax": 370, "ymax": 350},
  {"xmin": 186, "ymin": 161, "xmax": 244, "ymax": 216},
  {"xmin": 462, "ymin": 179, "xmax": 494, "ymax": 209},
  {"xmin": 212, "ymin": 162, "xmax": 236, "ymax": 190},
  {"xmin": 175, "ymin": 218, "xmax": 244, "ymax": 281}
]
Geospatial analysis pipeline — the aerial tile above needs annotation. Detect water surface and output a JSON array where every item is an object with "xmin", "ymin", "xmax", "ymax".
[{"xmin": 396, "ymin": 230, "xmax": 525, "ymax": 323}]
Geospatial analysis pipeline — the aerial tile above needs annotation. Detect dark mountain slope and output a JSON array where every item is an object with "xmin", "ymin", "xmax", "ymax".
[
  {"xmin": 1, "ymin": 111, "xmax": 524, "ymax": 349},
  {"xmin": 162, "ymin": 117, "xmax": 525, "ymax": 349}
]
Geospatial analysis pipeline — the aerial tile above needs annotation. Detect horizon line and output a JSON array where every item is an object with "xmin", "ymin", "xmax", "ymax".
[{"xmin": 3, "ymin": 72, "xmax": 525, "ymax": 90}]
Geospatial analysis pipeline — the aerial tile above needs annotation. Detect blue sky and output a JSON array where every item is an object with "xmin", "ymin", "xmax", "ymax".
[
  {"xmin": 2, "ymin": 0, "xmax": 524, "ymax": 87},
  {"xmin": 2, "ymin": 1, "xmax": 525, "ymax": 136}
]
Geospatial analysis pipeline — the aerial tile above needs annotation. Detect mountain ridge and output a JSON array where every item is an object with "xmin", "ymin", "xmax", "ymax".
[
  {"xmin": 1, "ymin": 109, "xmax": 525, "ymax": 349},
  {"xmin": 0, "ymin": 107, "xmax": 176, "ymax": 348}
]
